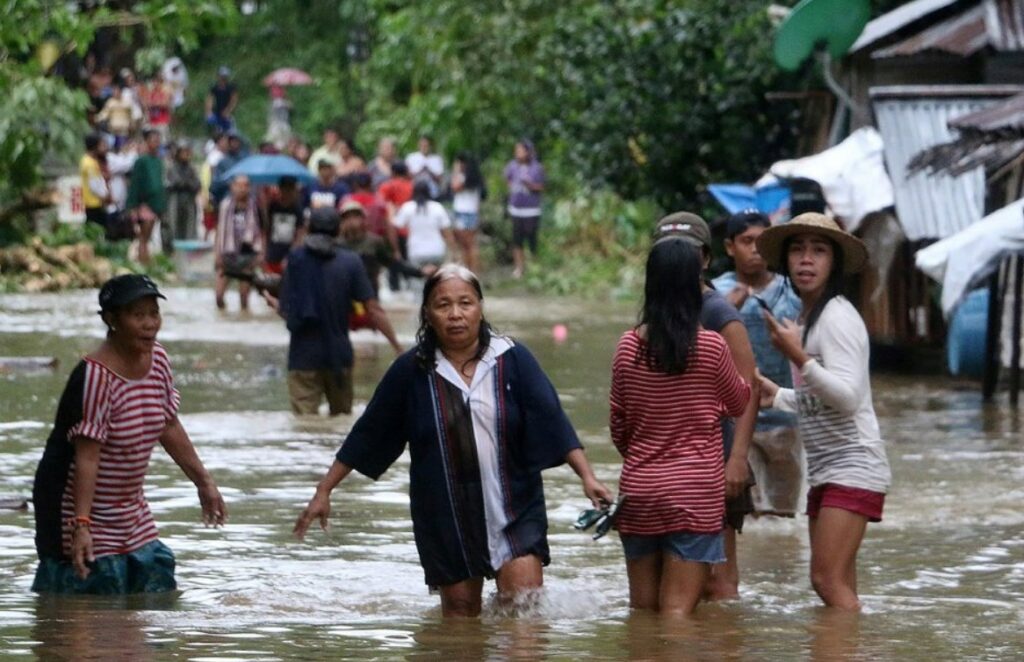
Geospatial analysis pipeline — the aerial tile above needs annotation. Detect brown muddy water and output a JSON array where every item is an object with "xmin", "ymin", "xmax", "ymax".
[{"xmin": 1, "ymin": 286, "xmax": 1022, "ymax": 660}]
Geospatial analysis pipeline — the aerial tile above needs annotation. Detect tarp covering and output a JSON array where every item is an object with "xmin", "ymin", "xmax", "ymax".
[
  {"xmin": 760, "ymin": 127, "xmax": 895, "ymax": 233},
  {"xmin": 707, "ymin": 182, "xmax": 790, "ymax": 222},
  {"xmin": 915, "ymin": 197, "xmax": 1024, "ymax": 316}
]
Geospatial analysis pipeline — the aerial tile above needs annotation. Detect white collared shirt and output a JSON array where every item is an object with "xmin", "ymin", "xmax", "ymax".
[{"xmin": 434, "ymin": 336, "xmax": 515, "ymax": 571}]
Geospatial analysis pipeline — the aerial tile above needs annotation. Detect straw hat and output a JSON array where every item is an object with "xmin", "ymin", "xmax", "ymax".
[{"xmin": 755, "ymin": 212, "xmax": 868, "ymax": 275}]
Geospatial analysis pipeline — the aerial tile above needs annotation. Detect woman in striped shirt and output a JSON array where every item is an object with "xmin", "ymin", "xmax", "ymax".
[
  {"xmin": 755, "ymin": 213, "xmax": 891, "ymax": 610},
  {"xmin": 611, "ymin": 238, "xmax": 751, "ymax": 615},
  {"xmin": 32, "ymin": 274, "xmax": 226, "ymax": 594}
]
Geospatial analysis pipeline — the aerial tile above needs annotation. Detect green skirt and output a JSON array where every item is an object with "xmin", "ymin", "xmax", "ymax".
[{"xmin": 32, "ymin": 540, "xmax": 177, "ymax": 595}]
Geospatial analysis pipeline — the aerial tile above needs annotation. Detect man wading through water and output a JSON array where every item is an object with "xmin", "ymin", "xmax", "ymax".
[{"xmin": 265, "ymin": 208, "xmax": 401, "ymax": 416}]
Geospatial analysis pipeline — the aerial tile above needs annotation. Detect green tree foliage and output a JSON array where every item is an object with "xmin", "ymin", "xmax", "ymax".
[
  {"xmin": 0, "ymin": 0, "xmax": 237, "ymax": 215},
  {"xmin": 184, "ymin": 0, "xmax": 809, "ymax": 210}
]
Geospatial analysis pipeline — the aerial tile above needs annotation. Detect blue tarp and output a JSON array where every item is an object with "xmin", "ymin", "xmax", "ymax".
[{"xmin": 708, "ymin": 182, "xmax": 791, "ymax": 223}]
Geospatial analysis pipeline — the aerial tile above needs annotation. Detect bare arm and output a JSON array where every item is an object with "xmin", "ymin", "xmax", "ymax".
[
  {"xmin": 225, "ymin": 91, "xmax": 239, "ymax": 116},
  {"xmin": 365, "ymin": 299, "xmax": 402, "ymax": 354},
  {"xmin": 564, "ymin": 447, "xmax": 613, "ymax": 507},
  {"xmin": 719, "ymin": 320, "xmax": 757, "ymax": 500},
  {"xmin": 294, "ymin": 460, "xmax": 354, "ymax": 539},
  {"xmin": 70, "ymin": 437, "xmax": 102, "ymax": 578},
  {"xmin": 204, "ymin": 93, "xmax": 213, "ymax": 116},
  {"xmin": 159, "ymin": 417, "xmax": 226, "ymax": 526}
]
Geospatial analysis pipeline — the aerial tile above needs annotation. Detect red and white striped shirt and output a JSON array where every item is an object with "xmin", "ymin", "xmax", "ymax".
[
  {"xmin": 60, "ymin": 343, "xmax": 180, "ymax": 557},
  {"xmin": 610, "ymin": 329, "xmax": 750, "ymax": 535}
]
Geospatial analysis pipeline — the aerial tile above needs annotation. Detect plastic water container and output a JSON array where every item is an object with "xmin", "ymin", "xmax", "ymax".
[
  {"xmin": 947, "ymin": 288, "xmax": 989, "ymax": 377},
  {"xmin": 172, "ymin": 239, "xmax": 215, "ymax": 282}
]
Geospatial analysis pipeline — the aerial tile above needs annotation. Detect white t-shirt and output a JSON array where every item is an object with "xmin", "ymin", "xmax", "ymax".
[
  {"xmin": 406, "ymin": 151, "xmax": 445, "ymax": 198},
  {"xmin": 393, "ymin": 200, "xmax": 451, "ymax": 263},
  {"xmin": 405, "ymin": 151, "xmax": 445, "ymax": 178},
  {"xmin": 773, "ymin": 297, "xmax": 891, "ymax": 493},
  {"xmin": 451, "ymin": 171, "xmax": 481, "ymax": 214}
]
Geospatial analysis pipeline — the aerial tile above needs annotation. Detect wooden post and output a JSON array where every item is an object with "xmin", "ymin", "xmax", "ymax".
[
  {"xmin": 982, "ymin": 267, "xmax": 1004, "ymax": 401},
  {"xmin": 1011, "ymin": 256, "xmax": 1023, "ymax": 406}
]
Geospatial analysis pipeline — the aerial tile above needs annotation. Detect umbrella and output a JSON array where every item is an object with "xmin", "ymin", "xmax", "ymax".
[
  {"xmin": 262, "ymin": 68, "xmax": 313, "ymax": 87},
  {"xmin": 220, "ymin": 155, "xmax": 316, "ymax": 185}
]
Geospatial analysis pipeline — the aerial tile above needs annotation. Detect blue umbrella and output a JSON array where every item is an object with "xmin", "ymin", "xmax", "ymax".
[{"xmin": 219, "ymin": 154, "xmax": 316, "ymax": 185}]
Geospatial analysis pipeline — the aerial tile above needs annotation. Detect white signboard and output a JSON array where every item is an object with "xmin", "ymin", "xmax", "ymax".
[{"xmin": 55, "ymin": 175, "xmax": 85, "ymax": 224}]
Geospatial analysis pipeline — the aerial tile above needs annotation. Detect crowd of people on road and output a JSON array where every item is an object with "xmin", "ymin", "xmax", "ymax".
[{"xmin": 79, "ymin": 62, "xmax": 548, "ymax": 298}]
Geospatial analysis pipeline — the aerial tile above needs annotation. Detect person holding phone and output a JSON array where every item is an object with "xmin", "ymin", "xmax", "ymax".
[{"xmin": 755, "ymin": 212, "xmax": 891, "ymax": 610}]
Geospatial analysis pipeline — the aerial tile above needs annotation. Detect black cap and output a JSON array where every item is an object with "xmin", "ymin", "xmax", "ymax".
[
  {"xmin": 308, "ymin": 207, "xmax": 341, "ymax": 235},
  {"xmin": 98, "ymin": 274, "xmax": 165, "ymax": 312}
]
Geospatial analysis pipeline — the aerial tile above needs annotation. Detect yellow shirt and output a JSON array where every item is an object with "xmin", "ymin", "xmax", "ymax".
[{"xmin": 80, "ymin": 154, "xmax": 104, "ymax": 209}]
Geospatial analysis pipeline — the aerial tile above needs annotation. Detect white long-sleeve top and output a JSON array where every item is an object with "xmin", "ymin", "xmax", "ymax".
[{"xmin": 773, "ymin": 296, "xmax": 891, "ymax": 493}]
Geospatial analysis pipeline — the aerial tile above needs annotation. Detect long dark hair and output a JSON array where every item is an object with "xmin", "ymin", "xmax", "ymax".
[
  {"xmin": 456, "ymin": 151, "xmax": 484, "ymax": 190},
  {"xmin": 415, "ymin": 264, "xmax": 493, "ymax": 370},
  {"xmin": 779, "ymin": 235, "xmax": 845, "ymax": 343},
  {"xmin": 638, "ymin": 238, "xmax": 703, "ymax": 374},
  {"xmin": 412, "ymin": 180, "xmax": 432, "ymax": 211}
]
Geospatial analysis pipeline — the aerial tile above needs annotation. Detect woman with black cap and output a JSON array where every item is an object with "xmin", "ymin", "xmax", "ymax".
[
  {"xmin": 31, "ymin": 274, "xmax": 226, "ymax": 594},
  {"xmin": 755, "ymin": 212, "xmax": 891, "ymax": 610}
]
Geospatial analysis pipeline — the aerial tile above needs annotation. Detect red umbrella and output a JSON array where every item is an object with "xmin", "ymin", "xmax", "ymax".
[{"xmin": 261, "ymin": 68, "xmax": 313, "ymax": 87}]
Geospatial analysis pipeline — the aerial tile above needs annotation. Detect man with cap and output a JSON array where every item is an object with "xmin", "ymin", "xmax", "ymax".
[
  {"xmin": 338, "ymin": 199, "xmax": 431, "ymax": 307},
  {"xmin": 713, "ymin": 211, "xmax": 804, "ymax": 521},
  {"xmin": 205, "ymin": 66, "xmax": 238, "ymax": 134},
  {"xmin": 268, "ymin": 207, "xmax": 402, "ymax": 416},
  {"xmin": 652, "ymin": 211, "xmax": 759, "ymax": 601}
]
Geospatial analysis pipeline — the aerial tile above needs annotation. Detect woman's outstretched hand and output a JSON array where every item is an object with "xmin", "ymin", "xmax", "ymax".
[
  {"xmin": 198, "ymin": 480, "xmax": 227, "ymax": 527},
  {"xmin": 293, "ymin": 491, "xmax": 332, "ymax": 540},
  {"xmin": 582, "ymin": 477, "xmax": 615, "ymax": 509}
]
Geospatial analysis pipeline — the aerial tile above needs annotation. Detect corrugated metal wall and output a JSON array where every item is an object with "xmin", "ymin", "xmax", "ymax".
[{"xmin": 874, "ymin": 96, "xmax": 997, "ymax": 240}]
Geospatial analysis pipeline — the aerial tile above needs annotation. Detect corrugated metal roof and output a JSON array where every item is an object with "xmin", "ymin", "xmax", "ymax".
[
  {"xmin": 871, "ymin": 86, "xmax": 1020, "ymax": 239},
  {"xmin": 873, "ymin": 0, "xmax": 1024, "ymax": 58},
  {"xmin": 851, "ymin": 0, "xmax": 960, "ymax": 53},
  {"xmin": 949, "ymin": 91, "xmax": 1024, "ymax": 133}
]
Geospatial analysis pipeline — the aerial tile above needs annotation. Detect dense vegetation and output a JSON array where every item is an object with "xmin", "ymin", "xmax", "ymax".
[{"xmin": 5, "ymin": 0, "xmax": 914, "ymax": 295}]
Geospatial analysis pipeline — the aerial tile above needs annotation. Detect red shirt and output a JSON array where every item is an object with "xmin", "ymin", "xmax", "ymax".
[
  {"xmin": 610, "ymin": 329, "xmax": 750, "ymax": 535},
  {"xmin": 61, "ymin": 344, "xmax": 180, "ymax": 556},
  {"xmin": 345, "ymin": 191, "xmax": 389, "ymax": 237},
  {"xmin": 378, "ymin": 178, "xmax": 413, "ymax": 237}
]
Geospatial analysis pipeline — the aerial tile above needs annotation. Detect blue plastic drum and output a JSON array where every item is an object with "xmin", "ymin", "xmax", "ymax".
[{"xmin": 947, "ymin": 288, "xmax": 989, "ymax": 377}]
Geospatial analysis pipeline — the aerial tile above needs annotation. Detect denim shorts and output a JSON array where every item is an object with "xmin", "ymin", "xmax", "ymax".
[
  {"xmin": 453, "ymin": 211, "xmax": 479, "ymax": 231},
  {"xmin": 620, "ymin": 531, "xmax": 725, "ymax": 564}
]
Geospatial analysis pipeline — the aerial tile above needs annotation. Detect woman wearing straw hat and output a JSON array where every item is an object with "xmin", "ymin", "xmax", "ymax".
[{"xmin": 755, "ymin": 212, "xmax": 891, "ymax": 610}]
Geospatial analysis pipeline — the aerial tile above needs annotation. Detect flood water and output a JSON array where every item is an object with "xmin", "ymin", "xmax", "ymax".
[{"xmin": 1, "ymin": 286, "xmax": 1022, "ymax": 660}]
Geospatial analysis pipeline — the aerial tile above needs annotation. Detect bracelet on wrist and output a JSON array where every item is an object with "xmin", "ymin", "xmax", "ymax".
[{"xmin": 68, "ymin": 515, "xmax": 92, "ymax": 530}]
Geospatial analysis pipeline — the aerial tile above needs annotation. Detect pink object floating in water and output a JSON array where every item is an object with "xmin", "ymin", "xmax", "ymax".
[{"xmin": 552, "ymin": 324, "xmax": 568, "ymax": 343}]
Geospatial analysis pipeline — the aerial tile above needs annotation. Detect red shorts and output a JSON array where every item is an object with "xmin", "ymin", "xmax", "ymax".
[
  {"xmin": 263, "ymin": 261, "xmax": 284, "ymax": 275},
  {"xmin": 806, "ymin": 483, "xmax": 885, "ymax": 522}
]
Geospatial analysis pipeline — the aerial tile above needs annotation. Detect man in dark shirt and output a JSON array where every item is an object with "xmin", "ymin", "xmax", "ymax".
[
  {"xmin": 338, "ymin": 200, "xmax": 427, "ymax": 298},
  {"xmin": 205, "ymin": 66, "xmax": 238, "ymax": 134},
  {"xmin": 264, "ymin": 176, "xmax": 306, "ymax": 273},
  {"xmin": 271, "ymin": 208, "xmax": 401, "ymax": 416},
  {"xmin": 303, "ymin": 160, "xmax": 349, "ymax": 211}
]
